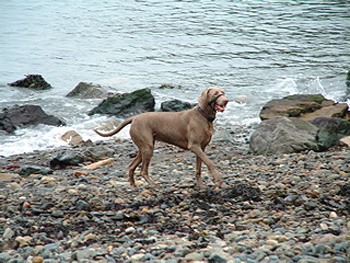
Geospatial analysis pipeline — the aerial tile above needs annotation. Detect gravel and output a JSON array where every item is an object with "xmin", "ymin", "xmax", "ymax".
[{"xmin": 0, "ymin": 125, "xmax": 349, "ymax": 262}]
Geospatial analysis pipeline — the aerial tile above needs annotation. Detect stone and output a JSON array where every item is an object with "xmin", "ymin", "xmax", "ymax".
[
  {"xmin": 0, "ymin": 104, "xmax": 65, "ymax": 134},
  {"xmin": 0, "ymin": 111, "xmax": 16, "ymax": 133},
  {"xmin": 32, "ymin": 256, "xmax": 44, "ymax": 263},
  {"xmin": 17, "ymin": 166, "xmax": 52, "ymax": 177},
  {"xmin": 329, "ymin": 212, "xmax": 337, "ymax": 218},
  {"xmin": 184, "ymin": 252, "xmax": 204, "ymax": 261},
  {"xmin": 300, "ymin": 103, "xmax": 348, "ymax": 121},
  {"xmin": 208, "ymin": 253, "xmax": 228, "ymax": 263},
  {"xmin": 158, "ymin": 84, "xmax": 183, "ymax": 89},
  {"xmin": 130, "ymin": 253, "xmax": 146, "ymax": 261},
  {"xmin": 2, "ymin": 228, "xmax": 14, "ymax": 240},
  {"xmin": 84, "ymin": 159, "xmax": 113, "ymax": 170},
  {"xmin": 61, "ymin": 130, "xmax": 84, "ymax": 146},
  {"xmin": 250, "ymin": 116, "xmax": 319, "ymax": 154},
  {"xmin": 259, "ymin": 94, "xmax": 327, "ymax": 121},
  {"xmin": 89, "ymin": 88, "xmax": 155, "ymax": 117},
  {"xmin": 311, "ymin": 117, "xmax": 350, "ymax": 150},
  {"xmin": 0, "ymin": 173, "xmax": 16, "ymax": 182},
  {"xmin": 8, "ymin": 74, "xmax": 52, "ymax": 90},
  {"xmin": 75, "ymin": 200, "xmax": 90, "ymax": 211},
  {"xmin": 74, "ymin": 248, "xmax": 96, "ymax": 261},
  {"xmin": 83, "ymin": 144, "xmax": 116, "ymax": 161},
  {"xmin": 260, "ymin": 94, "xmax": 348, "ymax": 122},
  {"xmin": 94, "ymin": 119, "xmax": 119, "ymax": 132},
  {"xmin": 49, "ymin": 150, "xmax": 85, "ymax": 169},
  {"xmin": 160, "ymin": 99, "xmax": 194, "ymax": 112},
  {"xmin": 83, "ymin": 233, "xmax": 96, "ymax": 242},
  {"xmin": 66, "ymin": 81, "xmax": 112, "ymax": 98},
  {"xmin": 339, "ymin": 136, "xmax": 350, "ymax": 147},
  {"xmin": 15, "ymin": 236, "xmax": 32, "ymax": 247}
]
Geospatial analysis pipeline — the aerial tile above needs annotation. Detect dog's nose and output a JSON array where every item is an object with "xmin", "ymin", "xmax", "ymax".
[{"xmin": 222, "ymin": 97, "xmax": 229, "ymax": 105}]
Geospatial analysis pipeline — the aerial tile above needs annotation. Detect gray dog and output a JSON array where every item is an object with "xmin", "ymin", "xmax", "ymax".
[{"xmin": 94, "ymin": 87, "xmax": 229, "ymax": 187}]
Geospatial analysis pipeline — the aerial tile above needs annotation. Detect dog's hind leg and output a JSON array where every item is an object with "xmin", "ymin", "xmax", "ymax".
[
  {"xmin": 128, "ymin": 152, "xmax": 142, "ymax": 187},
  {"xmin": 139, "ymin": 143, "xmax": 158, "ymax": 187}
]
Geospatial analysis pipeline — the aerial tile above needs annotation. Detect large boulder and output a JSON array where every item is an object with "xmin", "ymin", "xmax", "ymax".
[
  {"xmin": 250, "ymin": 116, "xmax": 319, "ymax": 155},
  {"xmin": 8, "ymin": 74, "xmax": 52, "ymax": 90},
  {"xmin": 88, "ymin": 88, "xmax": 155, "ymax": 117},
  {"xmin": 259, "ymin": 94, "xmax": 348, "ymax": 121},
  {"xmin": 66, "ymin": 82, "xmax": 112, "ymax": 99},
  {"xmin": 0, "ymin": 105, "xmax": 65, "ymax": 134},
  {"xmin": 311, "ymin": 117, "xmax": 350, "ymax": 150},
  {"xmin": 161, "ymin": 99, "xmax": 194, "ymax": 112},
  {"xmin": 0, "ymin": 112, "xmax": 16, "ymax": 134}
]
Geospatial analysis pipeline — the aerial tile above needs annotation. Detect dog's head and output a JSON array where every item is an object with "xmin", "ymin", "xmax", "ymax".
[{"xmin": 200, "ymin": 87, "xmax": 229, "ymax": 112}]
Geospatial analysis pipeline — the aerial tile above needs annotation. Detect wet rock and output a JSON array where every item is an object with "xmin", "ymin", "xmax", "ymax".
[
  {"xmin": 66, "ymin": 82, "xmax": 112, "ymax": 99},
  {"xmin": 8, "ymin": 74, "xmax": 52, "ymax": 90},
  {"xmin": 259, "ymin": 94, "xmax": 347, "ymax": 121},
  {"xmin": 0, "ymin": 111, "xmax": 16, "ymax": 134},
  {"xmin": 0, "ymin": 104, "xmax": 65, "ymax": 134},
  {"xmin": 17, "ymin": 166, "xmax": 52, "ymax": 177},
  {"xmin": 311, "ymin": 117, "xmax": 350, "ymax": 150},
  {"xmin": 161, "ymin": 99, "xmax": 194, "ymax": 112},
  {"xmin": 158, "ymin": 84, "xmax": 184, "ymax": 89},
  {"xmin": 49, "ymin": 150, "xmax": 85, "ymax": 169},
  {"xmin": 208, "ymin": 253, "xmax": 228, "ymax": 263},
  {"xmin": 250, "ymin": 116, "xmax": 319, "ymax": 154},
  {"xmin": 89, "ymin": 88, "xmax": 155, "ymax": 117},
  {"xmin": 61, "ymin": 130, "xmax": 84, "ymax": 146},
  {"xmin": 75, "ymin": 200, "xmax": 90, "ymax": 210}
]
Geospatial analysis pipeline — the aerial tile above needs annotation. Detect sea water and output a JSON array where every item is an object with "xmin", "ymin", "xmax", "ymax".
[{"xmin": 0, "ymin": 0, "xmax": 349, "ymax": 156}]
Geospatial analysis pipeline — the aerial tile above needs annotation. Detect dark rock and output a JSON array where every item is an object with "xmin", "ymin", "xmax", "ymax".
[
  {"xmin": 158, "ymin": 84, "xmax": 183, "ymax": 89},
  {"xmin": 0, "ymin": 105, "xmax": 65, "ymax": 133},
  {"xmin": 75, "ymin": 200, "xmax": 90, "ymax": 211},
  {"xmin": 49, "ymin": 150, "xmax": 85, "ymax": 169},
  {"xmin": 0, "ymin": 110, "xmax": 16, "ymax": 134},
  {"xmin": 250, "ymin": 116, "xmax": 319, "ymax": 154},
  {"xmin": 161, "ymin": 99, "xmax": 194, "ymax": 112},
  {"xmin": 66, "ymin": 82, "xmax": 112, "ymax": 99},
  {"xmin": 8, "ymin": 74, "xmax": 52, "ymax": 90},
  {"xmin": 311, "ymin": 117, "xmax": 350, "ymax": 150},
  {"xmin": 208, "ymin": 254, "xmax": 228, "ymax": 263},
  {"xmin": 17, "ymin": 166, "xmax": 53, "ymax": 177},
  {"xmin": 88, "ymin": 88, "xmax": 155, "ymax": 117},
  {"xmin": 259, "ymin": 94, "xmax": 347, "ymax": 121}
]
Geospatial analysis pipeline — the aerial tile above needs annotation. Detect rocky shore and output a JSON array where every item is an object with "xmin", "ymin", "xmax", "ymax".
[{"xmin": 1, "ymin": 125, "xmax": 350, "ymax": 263}]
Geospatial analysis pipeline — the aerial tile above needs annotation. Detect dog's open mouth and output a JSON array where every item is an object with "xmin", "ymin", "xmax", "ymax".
[{"xmin": 214, "ymin": 103, "xmax": 227, "ymax": 112}]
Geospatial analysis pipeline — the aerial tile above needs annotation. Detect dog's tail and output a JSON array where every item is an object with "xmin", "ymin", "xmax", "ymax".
[{"xmin": 94, "ymin": 117, "xmax": 133, "ymax": 137}]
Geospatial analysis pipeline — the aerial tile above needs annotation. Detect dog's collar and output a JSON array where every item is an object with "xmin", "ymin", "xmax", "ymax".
[
  {"xmin": 208, "ymin": 93, "xmax": 224, "ymax": 112},
  {"xmin": 197, "ymin": 106, "xmax": 215, "ymax": 122}
]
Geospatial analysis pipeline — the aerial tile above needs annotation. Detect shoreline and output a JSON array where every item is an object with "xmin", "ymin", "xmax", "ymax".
[{"xmin": 1, "ymin": 126, "xmax": 350, "ymax": 262}]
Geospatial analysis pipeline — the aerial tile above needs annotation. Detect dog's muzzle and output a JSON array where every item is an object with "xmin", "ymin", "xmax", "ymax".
[{"xmin": 208, "ymin": 94, "xmax": 228, "ymax": 112}]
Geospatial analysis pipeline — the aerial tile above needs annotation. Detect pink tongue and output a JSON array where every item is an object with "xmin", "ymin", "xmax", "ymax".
[{"xmin": 215, "ymin": 104, "xmax": 226, "ymax": 112}]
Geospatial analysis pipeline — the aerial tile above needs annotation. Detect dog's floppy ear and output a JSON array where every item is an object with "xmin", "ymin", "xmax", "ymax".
[{"xmin": 199, "ymin": 88, "xmax": 211, "ymax": 106}]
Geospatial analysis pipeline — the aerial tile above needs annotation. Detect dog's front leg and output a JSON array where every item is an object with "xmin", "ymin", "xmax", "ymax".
[
  {"xmin": 189, "ymin": 144, "xmax": 223, "ymax": 186},
  {"xmin": 195, "ymin": 156, "xmax": 205, "ymax": 186}
]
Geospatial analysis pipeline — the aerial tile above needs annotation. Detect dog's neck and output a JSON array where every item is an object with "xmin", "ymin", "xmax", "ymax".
[{"xmin": 197, "ymin": 105, "xmax": 216, "ymax": 122}]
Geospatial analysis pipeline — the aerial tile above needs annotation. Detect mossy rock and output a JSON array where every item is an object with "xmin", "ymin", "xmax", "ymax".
[
  {"xmin": 89, "ymin": 88, "xmax": 155, "ymax": 117},
  {"xmin": 283, "ymin": 94, "xmax": 327, "ymax": 104}
]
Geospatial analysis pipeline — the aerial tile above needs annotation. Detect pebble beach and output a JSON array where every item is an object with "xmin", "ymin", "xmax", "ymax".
[{"xmin": 1, "ymin": 126, "xmax": 350, "ymax": 263}]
